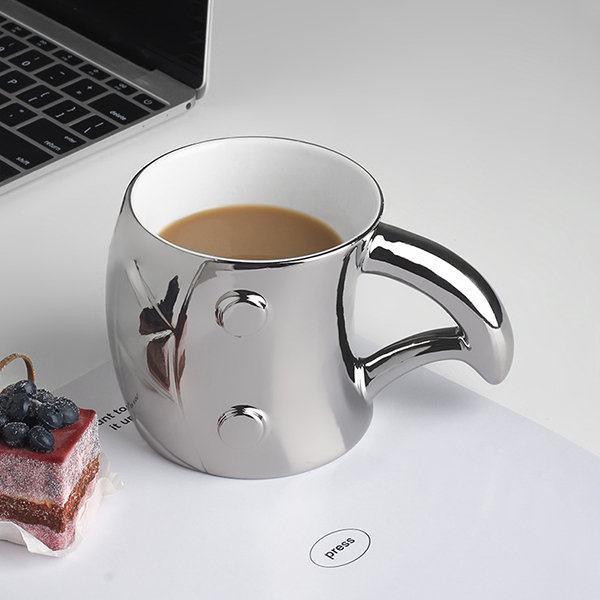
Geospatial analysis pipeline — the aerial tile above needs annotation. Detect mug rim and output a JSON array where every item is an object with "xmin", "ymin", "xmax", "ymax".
[{"xmin": 125, "ymin": 135, "xmax": 385, "ymax": 265}]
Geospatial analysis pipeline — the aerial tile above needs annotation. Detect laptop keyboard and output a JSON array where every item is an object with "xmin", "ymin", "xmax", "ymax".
[{"xmin": 0, "ymin": 14, "xmax": 169, "ymax": 186}]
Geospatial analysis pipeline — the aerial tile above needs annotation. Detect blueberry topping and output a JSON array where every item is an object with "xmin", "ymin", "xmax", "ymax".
[
  {"xmin": 0, "ymin": 370, "xmax": 82, "ymax": 451},
  {"xmin": 54, "ymin": 397, "xmax": 79, "ymax": 427},
  {"xmin": 28, "ymin": 425, "xmax": 55, "ymax": 453},
  {"xmin": 3, "ymin": 379, "xmax": 36, "ymax": 397},
  {"xmin": 2, "ymin": 383, "xmax": 17, "ymax": 396},
  {"xmin": 1, "ymin": 422, "xmax": 30, "ymax": 447},
  {"xmin": 6, "ymin": 392, "xmax": 32, "ymax": 421},
  {"xmin": 36, "ymin": 402, "xmax": 64, "ymax": 430},
  {"xmin": 33, "ymin": 388, "xmax": 55, "ymax": 404},
  {"xmin": 16, "ymin": 379, "xmax": 36, "ymax": 396}
]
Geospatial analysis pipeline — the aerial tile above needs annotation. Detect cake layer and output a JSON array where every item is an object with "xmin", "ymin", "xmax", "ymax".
[
  {"xmin": 7, "ymin": 473, "xmax": 99, "ymax": 551},
  {"xmin": 0, "ymin": 409, "xmax": 100, "ymax": 504},
  {"xmin": 0, "ymin": 455, "xmax": 99, "ymax": 532}
]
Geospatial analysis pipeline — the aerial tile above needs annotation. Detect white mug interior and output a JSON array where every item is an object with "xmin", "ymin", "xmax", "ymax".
[{"xmin": 128, "ymin": 137, "xmax": 383, "ymax": 258}]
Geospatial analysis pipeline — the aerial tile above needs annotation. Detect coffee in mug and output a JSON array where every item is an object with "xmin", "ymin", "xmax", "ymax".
[{"xmin": 159, "ymin": 204, "xmax": 343, "ymax": 260}]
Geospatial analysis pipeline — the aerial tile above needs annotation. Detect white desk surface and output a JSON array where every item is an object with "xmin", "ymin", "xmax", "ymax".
[
  {"xmin": 0, "ymin": 0, "xmax": 599, "ymax": 589},
  {"xmin": 4, "ymin": 362, "xmax": 600, "ymax": 598}
]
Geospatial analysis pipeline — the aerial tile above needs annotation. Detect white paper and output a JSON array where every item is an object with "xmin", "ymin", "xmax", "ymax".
[{"xmin": 1, "ymin": 362, "xmax": 599, "ymax": 599}]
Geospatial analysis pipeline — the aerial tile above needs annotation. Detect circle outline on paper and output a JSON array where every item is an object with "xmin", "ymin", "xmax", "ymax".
[{"xmin": 309, "ymin": 528, "xmax": 371, "ymax": 568}]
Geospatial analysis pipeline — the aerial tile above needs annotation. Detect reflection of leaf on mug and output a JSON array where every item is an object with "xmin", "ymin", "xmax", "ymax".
[
  {"xmin": 139, "ymin": 276, "xmax": 179, "ymax": 335},
  {"xmin": 129, "ymin": 260, "xmax": 216, "ymax": 405},
  {"xmin": 136, "ymin": 274, "xmax": 189, "ymax": 400}
]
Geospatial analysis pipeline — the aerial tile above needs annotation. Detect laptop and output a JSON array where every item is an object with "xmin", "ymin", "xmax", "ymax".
[{"xmin": 0, "ymin": 0, "xmax": 211, "ymax": 192}]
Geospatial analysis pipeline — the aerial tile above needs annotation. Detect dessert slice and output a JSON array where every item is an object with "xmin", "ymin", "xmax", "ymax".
[{"xmin": 0, "ymin": 354, "xmax": 101, "ymax": 551}]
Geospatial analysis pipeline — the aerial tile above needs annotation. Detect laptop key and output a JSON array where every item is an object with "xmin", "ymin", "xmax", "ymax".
[
  {"xmin": 0, "ymin": 125, "xmax": 53, "ymax": 169},
  {"xmin": 0, "ymin": 102, "xmax": 35, "ymax": 126},
  {"xmin": 28, "ymin": 35, "xmax": 57, "ymax": 52},
  {"xmin": 37, "ymin": 64, "xmax": 79, "ymax": 86},
  {"xmin": 19, "ymin": 118, "xmax": 85, "ymax": 155},
  {"xmin": 9, "ymin": 49, "xmax": 53, "ymax": 72},
  {"xmin": 2, "ymin": 23, "xmax": 31, "ymax": 38},
  {"xmin": 54, "ymin": 49, "xmax": 84, "ymax": 65},
  {"xmin": 0, "ymin": 36, "xmax": 27, "ymax": 58},
  {"xmin": 62, "ymin": 78, "xmax": 106, "ymax": 101},
  {"xmin": 0, "ymin": 60, "xmax": 8, "ymax": 73},
  {"xmin": 90, "ymin": 93, "xmax": 149, "ymax": 125},
  {"xmin": 133, "ymin": 93, "xmax": 167, "ymax": 111},
  {"xmin": 106, "ymin": 78, "xmax": 137, "ymax": 95},
  {"xmin": 0, "ymin": 92, "xmax": 8, "ymax": 105},
  {"xmin": 0, "ymin": 70, "xmax": 35, "ymax": 93},
  {"xmin": 0, "ymin": 159, "xmax": 20, "ymax": 182},
  {"xmin": 17, "ymin": 84, "xmax": 61, "ymax": 108},
  {"xmin": 43, "ymin": 99, "xmax": 89, "ymax": 123},
  {"xmin": 71, "ymin": 115, "xmax": 117, "ymax": 139},
  {"xmin": 79, "ymin": 64, "xmax": 109, "ymax": 80}
]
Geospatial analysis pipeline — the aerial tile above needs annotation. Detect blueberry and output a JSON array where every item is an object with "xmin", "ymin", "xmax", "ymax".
[
  {"xmin": 54, "ymin": 397, "xmax": 79, "ymax": 427},
  {"xmin": 1, "ymin": 422, "xmax": 29, "ymax": 447},
  {"xmin": 3, "ymin": 379, "xmax": 36, "ymax": 398},
  {"xmin": 28, "ymin": 425, "xmax": 55, "ymax": 453},
  {"xmin": 0, "ymin": 394, "xmax": 8, "ymax": 411},
  {"xmin": 36, "ymin": 402, "xmax": 64, "ymax": 430},
  {"xmin": 16, "ymin": 379, "xmax": 36, "ymax": 396},
  {"xmin": 33, "ymin": 388, "xmax": 55, "ymax": 404},
  {"xmin": 6, "ymin": 392, "xmax": 32, "ymax": 421},
  {"xmin": 1, "ymin": 384, "xmax": 15, "ymax": 396},
  {"xmin": 0, "ymin": 410, "xmax": 8, "ymax": 429}
]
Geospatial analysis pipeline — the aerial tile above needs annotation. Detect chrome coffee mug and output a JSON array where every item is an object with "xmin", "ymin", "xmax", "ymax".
[{"xmin": 106, "ymin": 137, "xmax": 513, "ymax": 478}]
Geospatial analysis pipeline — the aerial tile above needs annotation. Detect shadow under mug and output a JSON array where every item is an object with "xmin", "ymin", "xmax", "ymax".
[{"xmin": 106, "ymin": 137, "xmax": 513, "ymax": 478}]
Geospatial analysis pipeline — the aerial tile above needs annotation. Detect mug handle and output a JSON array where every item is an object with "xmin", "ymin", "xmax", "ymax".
[{"xmin": 357, "ymin": 222, "xmax": 514, "ymax": 399}]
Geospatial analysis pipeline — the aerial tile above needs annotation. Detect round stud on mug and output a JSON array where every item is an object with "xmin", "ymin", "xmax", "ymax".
[
  {"xmin": 215, "ymin": 290, "xmax": 268, "ymax": 337},
  {"xmin": 217, "ymin": 405, "xmax": 268, "ymax": 449}
]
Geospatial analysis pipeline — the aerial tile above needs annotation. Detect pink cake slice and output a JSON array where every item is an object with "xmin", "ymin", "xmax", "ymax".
[{"xmin": 0, "ymin": 409, "xmax": 100, "ymax": 550}]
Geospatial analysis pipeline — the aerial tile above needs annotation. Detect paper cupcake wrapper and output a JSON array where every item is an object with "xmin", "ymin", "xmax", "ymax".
[{"xmin": 0, "ymin": 452, "xmax": 123, "ymax": 557}]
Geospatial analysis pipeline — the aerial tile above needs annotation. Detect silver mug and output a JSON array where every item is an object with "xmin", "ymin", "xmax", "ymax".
[{"xmin": 106, "ymin": 137, "xmax": 513, "ymax": 478}]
